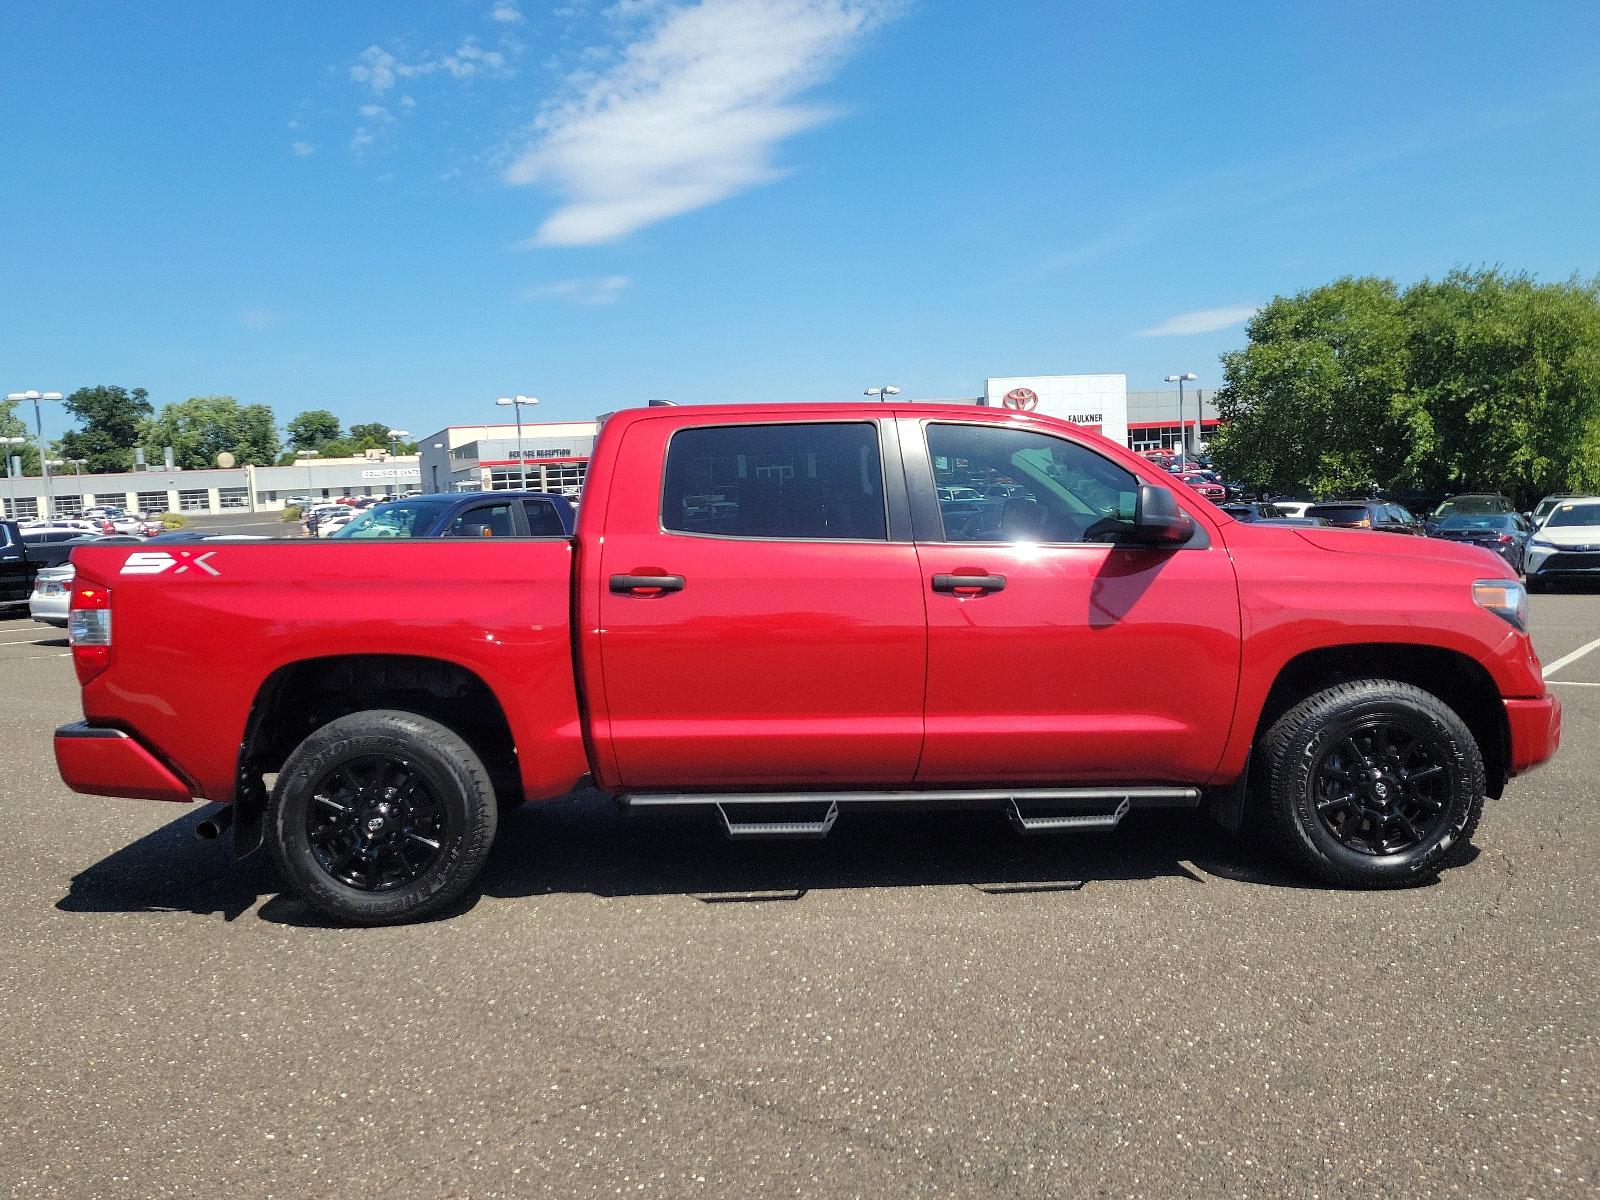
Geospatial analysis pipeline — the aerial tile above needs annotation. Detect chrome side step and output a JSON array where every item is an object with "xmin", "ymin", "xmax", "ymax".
[{"xmin": 1006, "ymin": 796, "xmax": 1130, "ymax": 834}]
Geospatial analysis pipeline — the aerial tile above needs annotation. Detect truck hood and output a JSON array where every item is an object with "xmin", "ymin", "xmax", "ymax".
[{"xmin": 1290, "ymin": 526, "xmax": 1510, "ymax": 573}]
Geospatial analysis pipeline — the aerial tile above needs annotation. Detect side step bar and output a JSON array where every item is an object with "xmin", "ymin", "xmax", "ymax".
[{"xmin": 622, "ymin": 786, "xmax": 1201, "ymax": 841}]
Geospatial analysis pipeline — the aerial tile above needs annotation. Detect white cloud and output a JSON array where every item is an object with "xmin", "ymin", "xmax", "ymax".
[
  {"xmin": 490, "ymin": 3, "xmax": 525, "ymax": 22},
  {"xmin": 1135, "ymin": 305, "xmax": 1260, "ymax": 338},
  {"xmin": 351, "ymin": 127, "xmax": 378, "ymax": 151},
  {"xmin": 442, "ymin": 36, "xmax": 511, "ymax": 80},
  {"xmin": 525, "ymin": 275, "xmax": 632, "ymax": 304},
  {"xmin": 506, "ymin": 0, "xmax": 899, "ymax": 247},
  {"xmin": 359, "ymin": 103, "xmax": 395, "ymax": 122},
  {"xmin": 290, "ymin": 140, "xmax": 316, "ymax": 156}
]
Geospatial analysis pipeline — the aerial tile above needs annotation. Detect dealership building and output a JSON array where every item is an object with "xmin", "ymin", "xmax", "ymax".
[{"xmin": 0, "ymin": 376, "xmax": 1220, "ymax": 521}]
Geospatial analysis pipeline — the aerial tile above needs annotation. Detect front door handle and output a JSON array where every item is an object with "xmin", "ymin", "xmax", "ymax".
[
  {"xmin": 610, "ymin": 573, "xmax": 685, "ymax": 595},
  {"xmin": 931, "ymin": 573, "xmax": 1006, "ymax": 595}
]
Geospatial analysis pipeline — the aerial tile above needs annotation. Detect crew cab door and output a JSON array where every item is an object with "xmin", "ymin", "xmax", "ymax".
[
  {"xmin": 0, "ymin": 522, "xmax": 32, "ymax": 604},
  {"xmin": 592, "ymin": 415, "xmax": 926, "ymax": 789},
  {"xmin": 902, "ymin": 417, "xmax": 1242, "ymax": 785}
]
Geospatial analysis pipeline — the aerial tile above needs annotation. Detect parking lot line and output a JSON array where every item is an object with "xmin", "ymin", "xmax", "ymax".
[
  {"xmin": 1543, "ymin": 636, "xmax": 1600, "ymax": 678},
  {"xmin": 3, "ymin": 653, "xmax": 71, "ymax": 661},
  {"xmin": 1548, "ymin": 680, "xmax": 1600, "ymax": 687}
]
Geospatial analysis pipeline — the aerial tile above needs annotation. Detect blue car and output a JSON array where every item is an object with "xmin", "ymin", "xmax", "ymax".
[{"xmin": 329, "ymin": 491, "xmax": 576, "ymax": 540}]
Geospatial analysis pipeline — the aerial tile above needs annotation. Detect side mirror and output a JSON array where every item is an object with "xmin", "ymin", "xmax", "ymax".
[{"xmin": 1129, "ymin": 483, "xmax": 1194, "ymax": 545}]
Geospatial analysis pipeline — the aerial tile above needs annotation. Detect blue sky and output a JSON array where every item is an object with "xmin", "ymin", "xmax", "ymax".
[{"xmin": 3, "ymin": 0, "xmax": 1598, "ymax": 440}]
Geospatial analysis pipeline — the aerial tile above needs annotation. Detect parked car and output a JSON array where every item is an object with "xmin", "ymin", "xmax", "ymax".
[
  {"xmin": 1525, "ymin": 497, "xmax": 1600, "ymax": 592},
  {"xmin": 1219, "ymin": 502, "xmax": 1291, "ymax": 522},
  {"xmin": 29, "ymin": 564, "xmax": 75, "ymax": 627},
  {"xmin": 1428, "ymin": 513, "xmax": 1530, "ymax": 573},
  {"xmin": 330, "ymin": 492, "xmax": 576, "ymax": 539},
  {"xmin": 1530, "ymin": 494, "xmax": 1578, "ymax": 527},
  {"xmin": 1426, "ymin": 494, "xmax": 1516, "ymax": 534},
  {"xmin": 301, "ymin": 504, "xmax": 350, "ymax": 536},
  {"xmin": 55, "ymin": 403, "xmax": 1561, "ymax": 925},
  {"xmin": 1304, "ymin": 501, "xmax": 1423, "ymax": 534},
  {"xmin": 1269, "ymin": 500, "xmax": 1316, "ymax": 519},
  {"xmin": 1, "ymin": 518, "xmax": 36, "ymax": 609},
  {"xmin": 1173, "ymin": 472, "xmax": 1226, "ymax": 502}
]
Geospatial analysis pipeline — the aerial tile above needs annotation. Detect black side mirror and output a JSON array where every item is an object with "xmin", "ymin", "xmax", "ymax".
[{"xmin": 1129, "ymin": 483, "xmax": 1195, "ymax": 545}]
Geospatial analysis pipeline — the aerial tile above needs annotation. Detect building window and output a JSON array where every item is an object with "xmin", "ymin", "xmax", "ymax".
[
  {"xmin": 1128, "ymin": 424, "xmax": 1186, "ymax": 452},
  {"xmin": 136, "ymin": 490, "xmax": 168, "ymax": 515},
  {"xmin": 542, "ymin": 462, "xmax": 587, "ymax": 496},
  {"xmin": 54, "ymin": 494, "xmax": 84, "ymax": 516},
  {"xmin": 7, "ymin": 497, "xmax": 39, "ymax": 520},
  {"xmin": 178, "ymin": 489, "xmax": 210, "ymax": 512},
  {"xmin": 219, "ymin": 487, "xmax": 249, "ymax": 510}
]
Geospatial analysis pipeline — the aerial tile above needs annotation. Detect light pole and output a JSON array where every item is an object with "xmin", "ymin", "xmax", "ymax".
[
  {"xmin": 297, "ymin": 449, "xmax": 319, "ymax": 504},
  {"xmin": 386, "ymin": 428, "xmax": 410, "ymax": 456},
  {"xmin": 864, "ymin": 385, "xmax": 901, "ymax": 402},
  {"xmin": 431, "ymin": 442, "xmax": 443, "ymax": 494},
  {"xmin": 494, "ymin": 395, "xmax": 538, "ymax": 489},
  {"xmin": 0, "ymin": 435, "xmax": 24, "ymax": 519},
  {"xmin": 6, "ymin": 390, "xmax": 63, "ymax": 518},
  {"xmin": 1163, "ymin": 373, "xmax": 1197, "ymax": 469}
]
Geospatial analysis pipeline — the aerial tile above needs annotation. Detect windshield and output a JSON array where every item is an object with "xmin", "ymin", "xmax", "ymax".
[
  {"xmin": 1543, "ymin": 502, "xmax": 1600, "ymax": 529},
  {"xmin": 1306, "ymin": 504, "xmax": 1370, "ymax": 522},
  {"xmin": 331, "ymin": 499, "xmax": 454, "ymax": 538},
  {"xmin": 1433, "ymin": 496, "xmax": 1505, "ymax": 517},
  {"xmin": 1440, "ymin": 515, "xmax": 1511, "ymax": 531}
]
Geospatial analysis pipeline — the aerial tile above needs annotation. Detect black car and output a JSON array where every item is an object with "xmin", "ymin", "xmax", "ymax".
[
  {"xmin": 1303, "ymin": 500, "xmax": 1423, "ymax": 534},
  {"xmin": 328, "ymin": 491, "xmax": 576, "ymax": 539},
  {"xmin": 1427, "ymin": 512, "xmax": 1530, "ymax": 573},
  {"xmin": 1, "ymin": 519, "xmax": 36, "ymax": 608}
]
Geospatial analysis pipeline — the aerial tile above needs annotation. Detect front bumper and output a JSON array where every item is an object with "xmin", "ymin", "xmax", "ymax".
[
  {"xmin": 54, "ymin": 722, "xmax": 194, "ymax": 802},
  {"xmin": 1504, "ymin": 696, "xmax": 1562, "ymax": 776},
  {"xmin": 1527, "ymin": 549, "xmax": 1600, "ymax": 578}
]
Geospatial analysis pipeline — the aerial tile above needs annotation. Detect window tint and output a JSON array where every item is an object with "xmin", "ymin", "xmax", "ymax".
[
  {"xmin": 925, "ymin": 423, "xmax": 1139, "ymax": 543},
  {"xmin": 1306, "ymin": 504, "xmax": 1371, "ymax": 523},
  {"xmin": 1544, "ymin": 503, "xmax": 1600, "ymax": 528},
  {"xmin": 446, "ymin": 502, "xmax": 516, "ymax": 538},
  {"xmin": 662, "ymin": 423, "xmax": 887, "ymax": 540},
  {"xmin": 521, "ymin": 499, "xmax": 567, "ymax": 536}
]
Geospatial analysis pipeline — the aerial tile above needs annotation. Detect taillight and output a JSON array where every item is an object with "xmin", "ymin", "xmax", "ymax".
[
  {"xmin": 1355, "ymin": 518, "xmax": 1372, "ymax": 528},
  {"xmin": 68, "ymin": 583, "xmax": 112, "ymax": 685},
  {"xmin": 1497, "ymin": 534, "xmax": 1514, "ymax": 545}
]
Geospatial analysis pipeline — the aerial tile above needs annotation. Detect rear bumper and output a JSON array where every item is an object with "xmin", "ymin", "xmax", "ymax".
[
  {"xmin": 54, "ymin": 722, "xmax": 194, "ymax": 802},
  {"xmin": 1504, "ymin": 696, "xmax": 1562, "ymax": 776}
]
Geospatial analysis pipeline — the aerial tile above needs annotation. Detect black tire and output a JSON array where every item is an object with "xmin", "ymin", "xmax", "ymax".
[
  {"xmin": 269, "ymin": 709, "xmax": 498, "ymax": 925},
  {"xmin": 1259, "ymin": 680, "xmax": 1484, "ymax": 889}
]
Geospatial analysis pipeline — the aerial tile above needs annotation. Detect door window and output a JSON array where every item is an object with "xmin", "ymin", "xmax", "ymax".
[
  {"xmin": 924, "ymin": 423, "xmax": 1140, "ymax": 543},
  {"xmin": 446, "ymin": 502, "xmax": 516, "ymax": 538},
  {"xmin": 662, "ymin": 423, "xmax": 887, "ymax": 540}
]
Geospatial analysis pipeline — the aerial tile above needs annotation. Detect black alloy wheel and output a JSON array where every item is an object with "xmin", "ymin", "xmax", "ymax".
[
  {"xmin": 305, "ymin": 755, "xmax": 447, "ymax": 891},
  {"xmin": 1260, "ymin": 680, "xmax": 1485, "ymax": 888},
  {"xmin": 1309, "ymin": 717, "xmax": 1451, "ymax": 856}
]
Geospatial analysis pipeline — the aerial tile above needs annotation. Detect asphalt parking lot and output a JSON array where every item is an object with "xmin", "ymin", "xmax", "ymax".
[{"xmin": 1, "ymin": 598, "xmax": 1596, "ymax": 1198}]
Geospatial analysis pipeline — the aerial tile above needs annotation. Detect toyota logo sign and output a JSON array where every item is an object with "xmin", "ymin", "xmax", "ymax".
[{"xmin": 1002, "ymin": 387, "xmax": 1039, "ymax": 411}]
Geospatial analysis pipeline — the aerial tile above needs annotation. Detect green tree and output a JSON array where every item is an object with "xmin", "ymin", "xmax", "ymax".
[
  {"xmin": 285, "ymin": 409, "xmax": 341, "ymax": 451},
  {"xmin": 1209, "ymin": 269, "xmax": 1600, "ymax": 505},
  {"xmin": 0, "ymin": 399, "xmax": 40, "ymax": 474},
  {"xmin": 140, "ymin": 395, "xmax": 280, "ymax": 469},
  {"xmin": 56, "ymin": 385, "xmax": 153, "ymax": 473}
]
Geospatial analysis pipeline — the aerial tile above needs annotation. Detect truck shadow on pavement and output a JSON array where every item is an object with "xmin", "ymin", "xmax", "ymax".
[{"xmin": 57, "ymin": 790, "xmax": 1437, "ymax": 925}]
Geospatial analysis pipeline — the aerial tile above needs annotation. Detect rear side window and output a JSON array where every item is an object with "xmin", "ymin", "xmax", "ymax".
[
  {"xmin": 521, "ymin": 499, "xmax": 567, "ymax": 536},
  {"xmin": 662, "ymin": 423, "xmax": 887, "ymax": 540}
]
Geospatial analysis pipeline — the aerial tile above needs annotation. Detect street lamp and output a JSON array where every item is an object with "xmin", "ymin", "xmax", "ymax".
[
  {"xmin": 864, "ymin": 385, "xmax": 901, "ymax": 402},
  {"xmin": 296, "ymin": 449, "xmax": 319, "ymax": 503},
  {"xmin": 494, "ymin": 395, "xmax": 539, "ymax": 489},
  {"xmin": 1163, "ymin": 373, "xmax": 1198, "ymax": 469},
  {"xmin": 0, "ymin": 435, "xmax": 24, "ymax": 519},
  {"xmin": 386, "ymin": 428, "xmax": 410, "ymax": 456},
  {"xmin": 6, "ymin": 390, "xmax": 63, "ymax": 518},
  {"xmin": 66, "ymin": 457, "xmax": 87, "ymax": 474},
  {"xmin": 431, "ymin": 442, "xmax": 443, "ymax": 494}
]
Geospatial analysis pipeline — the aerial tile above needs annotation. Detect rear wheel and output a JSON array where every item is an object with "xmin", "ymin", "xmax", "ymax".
[
  {"xmin": 269, "ymin": 709, "xmax": 497, "ymax": 925},
  {"xmin": 1260, "ymin": 681, "xmax": 1484, "ymax": 888}
]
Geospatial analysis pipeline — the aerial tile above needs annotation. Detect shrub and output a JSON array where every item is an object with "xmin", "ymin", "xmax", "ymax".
[
  {"xmin": 282, "ymin": 505, "xmax": 303, "ymax": 522},
  {"xmin": 160, "ymin": 512, "xmax": 188, "ymax": 529}
]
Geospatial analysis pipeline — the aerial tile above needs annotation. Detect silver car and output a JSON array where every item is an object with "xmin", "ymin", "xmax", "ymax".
[{"xmin": 29, "ymin": 564, "xmax": 74, "ymax": 627}]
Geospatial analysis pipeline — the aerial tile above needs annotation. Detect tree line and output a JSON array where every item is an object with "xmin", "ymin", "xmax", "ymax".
[
  {"xmin": 1209, "ymin": 268, "xmax": 1600, "ymax": 507},
  {"xmin": 0, "ymin": 391, "xmax": 419, "ymax": 475}
]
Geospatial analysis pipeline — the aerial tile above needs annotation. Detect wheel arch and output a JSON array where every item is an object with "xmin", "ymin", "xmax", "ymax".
[{"xmin": 233, "ymin": 654, "xmax": 520, "ymax": 855}]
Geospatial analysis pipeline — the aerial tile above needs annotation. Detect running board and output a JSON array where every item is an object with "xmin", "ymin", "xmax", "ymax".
[{"xmin": 622, "ymin": 786, "xmax": 1200, "ymax": 841}]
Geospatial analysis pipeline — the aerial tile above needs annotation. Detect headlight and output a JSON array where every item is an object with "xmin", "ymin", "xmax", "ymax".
[
  {"xmin": 1529, "ymin": 536, "xmax": 1556, "ymax": 549},
  {"xmin": 1473, "ymin": 579, "xmax": 1528, "ymax": 631}
]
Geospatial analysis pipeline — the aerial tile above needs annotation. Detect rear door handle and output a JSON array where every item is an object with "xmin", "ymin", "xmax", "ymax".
[
  {"xmin": 610, "ymin": 573, "xmax": 685, "ymax": 595},
  {"xmin": 931, "ymin": 573, "xmax": 1006, "ymax": 594}
]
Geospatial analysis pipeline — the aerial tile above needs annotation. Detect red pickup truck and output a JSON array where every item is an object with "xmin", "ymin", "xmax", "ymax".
[{"xmin": 55, "ymin": 404, "xmax": 1561, "ymax": 924}]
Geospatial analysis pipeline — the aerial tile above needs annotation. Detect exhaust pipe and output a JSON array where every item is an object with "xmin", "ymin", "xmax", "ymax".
[{"xmin": 195, "ymin": 806, "xmax": 235, "ymax": 841}]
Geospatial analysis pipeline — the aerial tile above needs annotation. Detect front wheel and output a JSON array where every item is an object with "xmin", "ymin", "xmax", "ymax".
[
  {"xmin": 269, "ymin": 709, "xmax": 498, "ymax": 925},
  {"xmin": 1259, "ymin": 681, "xmax": 1484, "ymax": 888}
]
